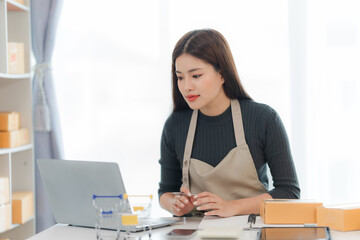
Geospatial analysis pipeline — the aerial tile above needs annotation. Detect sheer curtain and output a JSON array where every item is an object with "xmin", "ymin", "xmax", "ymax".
[
  {"xmin": 303, "ymin": 0, "xmax": 360, "ymax": 203},
  {"xmin": 52, "ymin": 0, "xmax": 360, "ymax": 216}
]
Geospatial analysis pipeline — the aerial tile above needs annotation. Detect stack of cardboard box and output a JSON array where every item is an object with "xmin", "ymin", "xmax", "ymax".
[
  {"xmin": 261, "ymin": 199, "xmax": 360, "ymax": 232},
  {"xmin": 0, "ymin": 112, "xmax": 29, "ymax": 148}
]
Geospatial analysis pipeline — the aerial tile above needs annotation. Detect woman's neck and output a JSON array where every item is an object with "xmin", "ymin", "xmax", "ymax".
[{"xmin": 200, "ymin": 92, "xmax": 231, "ymax": 116}]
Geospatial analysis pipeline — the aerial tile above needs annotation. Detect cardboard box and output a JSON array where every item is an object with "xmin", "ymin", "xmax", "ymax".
[
  {"xmin": 12, "ymin": 191, "xmax": 34, "ymax": 224},
  {"xmin": 8, "ymin": 42, "xmax": 25, "ymax": 74},
  {"xmin": 13, "ymin": 0, "xmax": 25, "ymax": 4},
  {"xmin": 0, "ymin": 204, "xmax": 11, "ymax": 232},
  {"xmin": 260, "ymin": 199, "xmax": 323, "ymax": 224},
  {"xmin": 0, "ymin": 177, "xmax": 10, "ymax": 205},
  {"xmin": 317, "ymin": 203, "xmax": 360, "ymax": 231},
  {"xmin": 0, "ymin": 128, "xmax": 29, "ymax": 148},
  {"xmin": 0, "ymin": 112, "xmax": 20, "ymax": 131}
]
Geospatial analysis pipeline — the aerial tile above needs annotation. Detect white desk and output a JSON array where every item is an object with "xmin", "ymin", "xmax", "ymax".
[{"xmin": 27, "ymin": 216, "xmax": 360, "ymax": 240}]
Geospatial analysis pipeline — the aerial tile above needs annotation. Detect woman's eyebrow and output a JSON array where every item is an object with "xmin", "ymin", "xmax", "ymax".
[{"xmin": 176, "ymin": 68, "xmax": 203, "ymax": 74}]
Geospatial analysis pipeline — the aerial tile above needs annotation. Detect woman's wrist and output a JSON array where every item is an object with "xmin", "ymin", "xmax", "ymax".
[{"xmin": 232, "ymin": 193, "xmax": 273, "ymax": 215}]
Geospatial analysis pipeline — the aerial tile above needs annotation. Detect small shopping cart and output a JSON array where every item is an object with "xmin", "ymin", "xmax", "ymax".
[
  {"xmin": 122, "ymin": 194, "xmax": 153, "ymax": 239},
  {"xmin": 93, "ymin": 194, "xmax": 123, "ymax": 240}
]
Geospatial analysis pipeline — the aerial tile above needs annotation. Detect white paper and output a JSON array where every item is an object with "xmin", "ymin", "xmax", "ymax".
[{"xmin": 198, "ymin": 215, "xmax": 249, "ymax": 229}]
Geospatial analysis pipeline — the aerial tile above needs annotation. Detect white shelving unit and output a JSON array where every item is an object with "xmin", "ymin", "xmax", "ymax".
[{"xmin": 0, "ymin": 0, "xmax": 35, "ymax": 239}]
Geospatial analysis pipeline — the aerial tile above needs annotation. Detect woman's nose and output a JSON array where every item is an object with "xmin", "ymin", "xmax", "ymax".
[{"xmin": 184, "ymin": 78, "xmax": 194, "ymax": 91}]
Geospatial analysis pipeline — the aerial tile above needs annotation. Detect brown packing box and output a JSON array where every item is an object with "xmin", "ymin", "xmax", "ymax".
[
  {"xmin": 317, "ymin": 203, "xmax": 360, "ymax": 231},
  {"xmin": 0, "ymin": 112, "xmax": 20, "ymax": 131},
  {"xmin": 0, "ymin": 177, "xmax": 10, "ymax": 205},
  {"xmin": 0, "ymin": 128, "xmax": 29, "ymax": 148},
  {"xmin": 12, "ymin": 191, "xmax": 34, "ymax": 224},
  {"xmin": 260, "ymin": 199, "xmax": 323, "ymax": 224},
  {"xmin": 8, "ymin": 42, "xmax": 25, "ymax": 74},
  {"xmin": 0, "ymin": 204, "xmax": 11, "ymax": 232}
]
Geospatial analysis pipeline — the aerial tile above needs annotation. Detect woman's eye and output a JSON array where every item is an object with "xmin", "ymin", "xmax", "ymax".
[
  {"xmin": 177, "ymin": 76, "xmax": 183, "ymax": 80},
  {"xmin": 193, "ymin": 74, "xmax": 201, "ymax": 79}
]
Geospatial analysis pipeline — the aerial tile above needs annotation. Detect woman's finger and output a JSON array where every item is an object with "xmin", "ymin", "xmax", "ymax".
[
  {"xmin": 196, "ymin": 202, "xmax": 218, "ymax": 211},
  {"xmin": 193, "ymin": 196, "xmax": 216, "ymax": 206},
  {"xmin": 180, "ymin": 186, "xmax": 192, "ymax": 197}
]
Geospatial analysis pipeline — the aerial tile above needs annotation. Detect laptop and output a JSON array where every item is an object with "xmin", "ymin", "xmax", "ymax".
[{"xmin": 37, "ymin": 159, "xmax": 177, "ymax": 231}]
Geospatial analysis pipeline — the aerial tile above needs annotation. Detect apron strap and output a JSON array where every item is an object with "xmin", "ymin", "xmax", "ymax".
[
  {"xmin": 182, "ymin": 109, "xmax": 198, "ymax": 189},
  {"xmin": 231, "ymin": 99, "xmax": 246, "ymax": 146},
  {"xmin": 182, "ymin": 99, "xmax": 246, "ymax": 188}
]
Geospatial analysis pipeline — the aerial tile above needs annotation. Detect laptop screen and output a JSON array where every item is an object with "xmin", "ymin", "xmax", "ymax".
[{"xmin": 37, "ymin": 159, "xmax": 126, "ymax": 228}]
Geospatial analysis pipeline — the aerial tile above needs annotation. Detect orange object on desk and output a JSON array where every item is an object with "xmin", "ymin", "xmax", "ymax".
[
  {"xmin": 317, "ymin": 203, "xmax": 360, "ymax": 231},
  {"xmin": 260, "ymin": 199, "xmax": 323, "ymax": 224}
]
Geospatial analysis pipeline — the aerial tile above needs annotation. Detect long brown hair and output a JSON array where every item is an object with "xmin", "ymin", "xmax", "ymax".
[{"xmin": 171, "ymin": 29, "xmax": 252, "ymax": 112}]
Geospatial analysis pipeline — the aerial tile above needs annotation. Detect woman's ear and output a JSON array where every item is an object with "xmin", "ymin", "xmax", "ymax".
[
  {"xmin": 219, "ymin": 71, "xmax": 225, "ymax": 83},
  {"xmin": 220, "ymin": 72, "xmax": 225, "ymax": 84}
]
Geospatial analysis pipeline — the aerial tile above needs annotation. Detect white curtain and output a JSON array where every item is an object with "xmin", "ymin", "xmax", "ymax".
[
  {"xmin": 53, "ymin": 0, "xmax": 360, "ymax": 217},
  {"xmin": 301, "ymin": 0, "xmax": 360, "ymax": 203},
  {"xmin": 31, "ymin": 0, "xmax": 64, "ymax": 232}
]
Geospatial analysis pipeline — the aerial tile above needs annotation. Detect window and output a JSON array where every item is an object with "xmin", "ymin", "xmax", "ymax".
[{"xmin": 53, "ymin": 0, "xmax": 360, "ymax": 216}]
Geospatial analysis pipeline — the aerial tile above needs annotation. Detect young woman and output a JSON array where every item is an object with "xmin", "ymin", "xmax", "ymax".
[{"xmin": 158, "ymin": 29, "xmax": 300, "ymax": 217}]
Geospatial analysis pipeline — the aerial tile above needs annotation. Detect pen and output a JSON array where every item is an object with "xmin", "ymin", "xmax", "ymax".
[{"xmin": 171, "ymin": 192, "xmax": 195, "ymax": 197}]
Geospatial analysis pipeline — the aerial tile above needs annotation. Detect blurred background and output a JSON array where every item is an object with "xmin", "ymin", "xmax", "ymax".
[{"xmin": 52, "ymin": 0, "xmax": 360, "ymax": 216}]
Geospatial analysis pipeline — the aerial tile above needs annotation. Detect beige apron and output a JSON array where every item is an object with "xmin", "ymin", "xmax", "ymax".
[{"xmin": 182, "ymin": 99, "xmax": 267, "ymax": 201}]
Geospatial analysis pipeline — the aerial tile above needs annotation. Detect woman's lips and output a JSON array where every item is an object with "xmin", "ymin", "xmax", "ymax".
[{"xmin": 187, "ymin": 95, "xmax": 199, "ymax": 102}]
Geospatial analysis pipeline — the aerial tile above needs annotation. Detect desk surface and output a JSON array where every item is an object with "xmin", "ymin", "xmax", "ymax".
[{"xmin": 27, "ymin": 216, "xmax": 360, "ymax": 240}]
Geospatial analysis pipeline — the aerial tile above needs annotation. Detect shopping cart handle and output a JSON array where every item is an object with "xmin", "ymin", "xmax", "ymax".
[
  {"xmin": 101, "ymin": 210, "xmax": 113, "ymax": 215},
  {"xmin": 92, "ymin": 194, "xmax": 123, "ymax": 200}
]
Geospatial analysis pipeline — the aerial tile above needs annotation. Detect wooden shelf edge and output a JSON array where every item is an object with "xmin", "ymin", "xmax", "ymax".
[
  {"xmin": 6, "ymin": 0, "xmax": 29, "ymax": 12},
  {"xmin": 0, "ymin": 73, "xmax": 32, "ymax": 79},
  {"xmin": 0, "ymin": 144, "xmax": 33, "ymax": 155}
]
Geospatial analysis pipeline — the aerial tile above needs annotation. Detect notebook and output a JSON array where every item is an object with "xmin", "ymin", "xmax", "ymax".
[{"xmin": 37, "ymin": 159, "xmax": 177, "ymax": 232}]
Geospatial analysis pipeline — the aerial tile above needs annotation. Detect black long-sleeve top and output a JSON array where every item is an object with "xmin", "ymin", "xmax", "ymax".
[{"xmin": 158, "ymin": 99, "xmax": 300, "ymax": 199}]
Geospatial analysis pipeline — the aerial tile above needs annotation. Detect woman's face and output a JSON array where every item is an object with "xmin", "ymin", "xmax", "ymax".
[{"xmin": 175, "ymin": 54, "xmax": 229, "ymax": 116}]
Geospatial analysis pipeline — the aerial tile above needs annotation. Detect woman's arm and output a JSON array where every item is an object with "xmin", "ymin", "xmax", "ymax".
[
  {"xmin": 260, "ymin": 106, "xmax": 300, "ymax": 199},
  {"xmin": 192, "ymin": 192, "xmax": 272, "ymax": 217},
  {"xmin": 158, "ymin": 114, "xmax": 195, "ymax": 216}
]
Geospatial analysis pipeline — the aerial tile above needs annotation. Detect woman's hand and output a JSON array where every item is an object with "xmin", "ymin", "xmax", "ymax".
[
  {"xmin": 159, "ymin": 186, "xmax": 195, "ymax": 216},
  {"xmin": 192, "ymin": 191, "xmax": 237, "ymax": 217},
  {"xmin": 192, "ymin": 192, "xmax": 273, "ymax": 217}
]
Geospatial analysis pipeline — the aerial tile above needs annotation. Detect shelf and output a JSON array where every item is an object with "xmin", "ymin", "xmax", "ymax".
[
  {"xmin": 0, "ymin": 215, "xmax": 35, "ymax": 234},
  {"xmin": 0, "ymin": 0, "xmax": 35, "ymax": 238},
  {"xmin": 6, "ymin": 0, "xmax": 29, "ymax": 12},
  {"xmin": 0, "ymin": 73, "xmax": 32, "ymax": 79},
  {"xmin": 0, "ymin": 144, "xmax": 33, "ymax": 155}
]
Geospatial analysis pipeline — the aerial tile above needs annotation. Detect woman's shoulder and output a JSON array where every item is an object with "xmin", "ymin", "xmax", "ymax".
[
  {"xmin": 164, "ymin": 109, "xmax": 193, "ymax": 130},
  {"xmin": 238, "ymin": 98, "xmax": 278, "ymax": 118}
]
